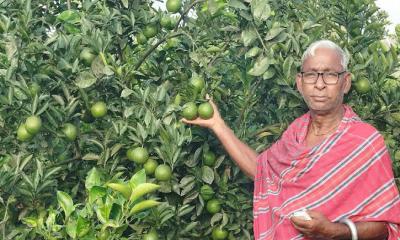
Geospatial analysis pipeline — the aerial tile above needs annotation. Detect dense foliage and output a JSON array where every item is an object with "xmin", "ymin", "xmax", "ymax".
[{"xmin": 1, "ymin": 0, "xmax": 399, "ymax": 239}]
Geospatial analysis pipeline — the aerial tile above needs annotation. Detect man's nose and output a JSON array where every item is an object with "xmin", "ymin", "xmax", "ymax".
[{"xmin": 314, "ymin": 73, "xmax": 326, "ymax": 89}]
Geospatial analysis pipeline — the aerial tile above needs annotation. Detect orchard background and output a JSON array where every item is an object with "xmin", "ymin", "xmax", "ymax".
[{"xmin": 1, "ymin": 0, "xmax": 400, "ymax": 239}]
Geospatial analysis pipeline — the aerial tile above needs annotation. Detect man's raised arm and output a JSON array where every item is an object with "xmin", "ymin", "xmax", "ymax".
[{"xmin": 182, "ymin": 99, "xmax": 257, "ymax": 179}]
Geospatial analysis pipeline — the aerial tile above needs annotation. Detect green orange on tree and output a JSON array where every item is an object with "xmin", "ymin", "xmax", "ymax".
[
  {"xmin": 62, "ymin": 123, "xmax": 78, "ymax": 141},
  {"xmin": 200, "ymin": 185, "xmax": 215, "ymax": 200},
  {"xmin": 17, "ymin": 124, "xmax": 33, "ymax": 141},
  {"xmin": 143, "ymin": 228, "xmax": 158, "ymax": 240},
  {"xmin": 137, "ymin": 33, "xmax": 147, "ymax": 45},
  {"xmin": 127, "ymin": 147, "xmax": 149, "ymax": 164},
  {"xmin": 190, "ymin": 75, "xmax": 205, "ymax": 91},
  {"xmin": 160, "ymin": 16, "xmax": 172, "ymax": 29},
  {"xmin": 144, "ymin": 158, "xmax": 158, "ymax": 175},
  {"xmin": 212, "ymin": 227, "xmax": 228, "ymax": 240},
  {"xmin": 354, "ymin": 78, "xmax": 371, "ymax": 94},
  {"xmin": 143, "ymin": 24, "xmax": 158, "ymax": 38},
  {"xmin": 25, "ymin": 115, "xmax": 42, "ymax": 135},
  {"xmin": 166, "ymin": 0, "xmax": 182, "ymax": 13},
  {"xmin": 198, "ymin": 102, "xmax": 214, "ymax": 119},
  {"xmin": 206, "ymin": 199, "xmax": 221, "ymax": 214},
  {"xmin": 203, "ymin": 150, "xmax": 216, "ymax": 166},
  {"xmin": 182, "ymin": 102, "xmax": 198, "ymax": 120},
  {"xmin": 155, "ymin": 164, "xmax": 172, "ymax": 181},
  {"xmin": 90, "ymin": 101, "xmax": 107, "ymax": 118}
]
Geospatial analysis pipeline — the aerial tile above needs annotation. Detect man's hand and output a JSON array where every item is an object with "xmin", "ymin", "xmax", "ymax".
[
  {"xmin": 181, "ymin": 97, "xmax": 223, "ymax": 131},
  {"xmin": 290, "ymin": 210, "xmax": 337, "ymax": 239}
]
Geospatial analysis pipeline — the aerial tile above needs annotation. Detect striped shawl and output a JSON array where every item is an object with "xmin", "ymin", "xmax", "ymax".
[{"xmin": 253, "ymin": 105, "xmax": 400, "ymax": 239}]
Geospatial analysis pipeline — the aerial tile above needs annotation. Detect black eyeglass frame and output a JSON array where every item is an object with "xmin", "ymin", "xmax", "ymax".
[{"xmin": 300, "ymin": 71, "xmax": 347, "ymax": 85}]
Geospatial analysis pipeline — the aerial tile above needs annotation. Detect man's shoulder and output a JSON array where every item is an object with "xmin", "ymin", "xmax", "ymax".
[{"xmin": 346, "ymin": 119, "xmax": 383, "ymax": 141}]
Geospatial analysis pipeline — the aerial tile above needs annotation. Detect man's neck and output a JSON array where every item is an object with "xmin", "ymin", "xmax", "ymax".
[{"xmin": 310, "ymin": 105, "xmax": 344, "ymax": 131}]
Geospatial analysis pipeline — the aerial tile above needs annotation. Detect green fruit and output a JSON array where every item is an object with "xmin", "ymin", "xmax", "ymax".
[
  {"xmin": 200, "ymin": 185, "xmax": 215, "ymax": 200},
  {"xmin": 143, "ymin": 24, "xmax": 158, "ymax": 38},
  {"xmin": 62, "ymin": 123, "xmax": 78, "ymax": 141},
  {"xmin": 206, "ymin": 199, "xmax": 221, "ymax": 214},
  {"xmin": 166, "ymin": 0, "xmax": 182, "ymax": 13},
  {"xmin": 90, "ymin": 101, "xmax": 107, "ymax": 118},
  {"xmin": 354, "ymin": 78, "xmax": 371, "ymax": 94},
  {"xmin": 127, "ymin": 147, "xmax": 149, "ymax": 164},
  {"xmin": 144, "ymin": 159, "xmax": 158, "ymax": 175},
  {"xmin": 143, "ymin": 229, "xmax": 158, "ymax": 240},
  {"xmin": 203, "ymin": 151, "xmax": 216, "ymax": 166},
  {"xmin": 198, "ymin": 102, "xmax": 214, "ymax": 119},
  {"xmin": 166, "ymin": 37, "xmax": 180, "ymax": 48},
  {"xmin": 137, "ymin": 33, "xmax": 147, "ymax": 45},
  {"xmin": 212, "ymin": 227, "xmax": 228, "ymax": 240},
  {"xmin": 80, "ymin": 48, "xmax": 95, "ymax": 66},
  {"xmin": 160, "ymin": 16, "xmax": 172, "ymax": 29},
  {"xmin": 168, "ymin": 17, "xmax": 178, "ymax": 29},
  {"xmin": 190, "ymin": 76, "xmax": 205, "ymax": 91},
  {"xmin": 29, "ymin": 82, "xmax": 41, "ymax": 96},
  {"xmin": 155, "ymin": 164, "xmax": 172, "ymax": 181},
  {"xmin": 17, "ymin": 124, "xmax": 33, "ymax": 141},
  {"xmin": 182, "ymin": 102, "xmax": 198, "ymax": 120},
  {"xmin": 25, "ymin": 116, "xmax": 42, "ymax": 135}
]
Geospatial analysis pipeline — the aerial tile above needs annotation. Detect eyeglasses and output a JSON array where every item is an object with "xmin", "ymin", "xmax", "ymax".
[{"xmin": 300, "ymin": 71, "xmax": 346, "ymax": 85}]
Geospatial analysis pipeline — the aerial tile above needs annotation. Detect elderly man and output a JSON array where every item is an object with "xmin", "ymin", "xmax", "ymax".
[{"xmin": 182, "ymin": 40, "xmax": 400, "ymax": 239}]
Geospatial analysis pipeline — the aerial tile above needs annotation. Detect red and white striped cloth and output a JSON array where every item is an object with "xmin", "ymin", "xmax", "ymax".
[{"xmin": 254, "ymin": 105, "xmax": 400, "ymax": 239}]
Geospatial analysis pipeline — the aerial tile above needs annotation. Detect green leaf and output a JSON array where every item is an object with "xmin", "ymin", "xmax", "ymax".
[
  {"xmin": 89, "ymin": 186, "xmax": 107, "ymax": 204},
  {"xmin": 121, "ymin": 88, "xmax": 134, "ymax": 98},
  {"xmin": 251, "ymin": 0, "xmax": 272, "ymax": 22},
  {"xmin": 130, "ymin": 183, "xmax": 160, "ymax": 202},
  {"xmin": 57, "ymin": 191, "xmax": 75, "ymax": 219},
  {"xmin": 121, "ymin": 0, "xmax": 129, "ymax": 8},
  {"xmin": 241, "ymin": 28, "xmax": 257, "ymax": 47},
  {"xmin": 265, "ymin": 27, "xmax": 285, "ymax": 41},
  {"xmin": 245, "ymin": 47, "xmax": 261, "ymax": 59},
  {"xmin": 85, "ymin": 167, "xmax": 102, "ymax": 190},
  {"xmin": 129, "ymin": 169, "xmax": 146, "ymax": 189},
  {"xmin": 57, "ymin": 10, "xmax": 80, "ymax": 24},
  {"xmin": 66, "ymin": 218, "xmax": 77, "ymax": 239},
  {"xmin": 248, "ymin": 57, "xmax": 270, "ymax": 76},
  {"xmin": 82, "ymin": 153, "xmax": 100, "ymax": 161},
  {"xmin": 75, "ymin": 72, "xmax": 96, "ymax": 89},
  {"xmin": 76, "ymin": 216, "xmax": 90, "ymax": 237},
  {"xmin": 228, "ymin": 0, "xmax": 248, "ymax": 10},
  {"xmin": 201, "ymin": 166, "xmax": 214, "ymax": 184}
]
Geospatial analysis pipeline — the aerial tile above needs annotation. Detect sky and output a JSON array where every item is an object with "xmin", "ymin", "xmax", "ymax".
[{"xmin": 376, "ymin": 0, "xmax": 400, "ymax": 33}]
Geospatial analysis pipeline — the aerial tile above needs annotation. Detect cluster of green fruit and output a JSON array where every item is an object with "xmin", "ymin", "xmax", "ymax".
[
  {"xmin": 17, "ymin": 101, "xmax": 106, "ymax": 142},
  {"xmin": 17, "ymin": 116, "xmax": 42, "ymax": 141},
  {"xmin": 200, "ymin": 151, "xmax": 228, "ymax": 239},
  {"xmin": 137, "ymin": 0, "xmax": 182, "ymax": 46},
  {"xmin": 127, "ymin": 147, "xmax": 172, "ymax": 182}
]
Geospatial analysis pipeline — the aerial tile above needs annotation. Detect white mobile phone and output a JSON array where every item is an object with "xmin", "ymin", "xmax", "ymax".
[{"xmin": 291, "ymin": 210, "xmax": 312, "ymax": 221}]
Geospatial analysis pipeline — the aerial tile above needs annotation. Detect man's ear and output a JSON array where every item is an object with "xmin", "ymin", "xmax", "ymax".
[
  {"xmin": 296, "ymin": 73, "xmax": 303, "ymax": 95},
  {"xmin": 343, "ymin": 72, "xmax": 352, "ymax": 94}
]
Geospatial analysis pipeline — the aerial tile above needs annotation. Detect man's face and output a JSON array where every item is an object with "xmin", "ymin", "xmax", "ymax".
[{"xmin": 296, "ymin": 48, "xmax": 351, "ymax": 114}]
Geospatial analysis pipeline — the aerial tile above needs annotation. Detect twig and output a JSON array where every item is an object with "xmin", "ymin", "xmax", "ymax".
[{"xmin": 134, "ymin": 32, "xmax": 183, "ymax": 70}]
